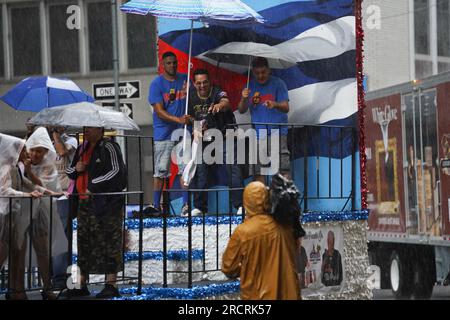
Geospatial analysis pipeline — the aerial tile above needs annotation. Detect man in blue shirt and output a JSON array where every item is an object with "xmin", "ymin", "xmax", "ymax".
[
  {"xmin": 237, "ymin": 57, "xmax": 291, "ymax": 182},
  {"xmin": 148, "ymin": 51, "xmax": 191, "ymax": 214}
]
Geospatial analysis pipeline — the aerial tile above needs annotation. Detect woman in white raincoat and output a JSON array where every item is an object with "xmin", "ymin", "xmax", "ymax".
[
  {"xmin": 24, "ymin": 127, "xmax": 68, "ymax": 299},
  {"xmin": 0, "ymin": 133, "xmax": 45, "ymax": 299}
]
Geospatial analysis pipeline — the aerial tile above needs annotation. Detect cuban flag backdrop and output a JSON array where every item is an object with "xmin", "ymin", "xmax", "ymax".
[{"xmin": 158, "ymin": 0, "xmax": 362, "ymax": 213}]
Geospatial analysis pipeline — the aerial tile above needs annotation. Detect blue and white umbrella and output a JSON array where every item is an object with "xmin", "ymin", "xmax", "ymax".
[
  {"xmin": 121, "ymin": 0, "xmax": 264, "ymax": 152},
  {"xmin": 0, "ymin": 76, "xmax": 95, "ymax": 112}
]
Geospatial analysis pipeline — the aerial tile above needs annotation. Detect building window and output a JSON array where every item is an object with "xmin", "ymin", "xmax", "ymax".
[
  {"xmin": 127, "ymin": 14, "xmax": 156, "ymax": 69},
  {"xmin": 88, "ymin": 1, "xmax": 112, "ymax": 71},
  {"xmin": 415, "ymin": 59, "xmax": 433, "ymax": 79},
  {"xmin": 414, "ymin": 0, "xmax": 430, "ymax": 55},
  {"xmin": 437, "ymin": 0, "xmax": 450, "ymax": 58},
  {"xmin": 11, "ymin": 6, "xmax": 41, "ymax": 76},
  {"xmin": 438, "ymin": 62, "xmax": 450, "ymax": 73},
  {"xmin": 0, "ymin": 12, "xmax": 4, "ymax": 77},
  {"xmin": 49, "ymin": 3, "xmax": 80, "ymax": 74}
]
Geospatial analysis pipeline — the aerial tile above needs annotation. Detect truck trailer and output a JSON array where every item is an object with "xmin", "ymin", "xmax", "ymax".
[{"xmin": 365, "ymin": 71, "xmax": 450, "ymax": 299}]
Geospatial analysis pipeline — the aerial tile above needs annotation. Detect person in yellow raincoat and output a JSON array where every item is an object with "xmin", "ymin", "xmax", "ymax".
[{"xmin": 222, "ymin": 180, "xmax": 301, "ymax": 300}]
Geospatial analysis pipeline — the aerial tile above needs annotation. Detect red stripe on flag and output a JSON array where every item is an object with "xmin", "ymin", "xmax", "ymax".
[
  {"xmin": 168, "ymin": 161, "xmax": 178, "ymax": 188},
  {"xmin": 158, "ymin": 39, "xmax": 247, "ymax": 111}
]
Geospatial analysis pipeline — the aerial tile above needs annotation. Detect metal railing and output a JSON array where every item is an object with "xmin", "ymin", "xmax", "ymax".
[
  {"xmin": 160, "ymin": 187, "xmax": 245, "ymax": 288},
  {"xmin": 0, "ymin": 122, "xmax": 358, "ymax": 296},
  {"xmin": 72, "ymin": 122, "xmax": 358, "ymax": 212},
  {"xmin": 225, "ymin": 122, "xmax": 359, "ymax": 211},
  {"xmin": 0, "ymin": 190, "xmax": 145, "ymax": 298},
  {"xmin": 71, "ymin": 132, "xmax": 155, "ymax": 206},
  {"xmin": 150, "ymin": 122, "xmax": 359, "ymax": 288}
]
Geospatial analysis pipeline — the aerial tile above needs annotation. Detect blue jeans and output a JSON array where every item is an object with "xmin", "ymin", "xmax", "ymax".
[
  {"xmin": 192, "ymin": 141, "xmax": 243, "ymax": 212},
  {"xmin": 52, "ymin": 198, "xmax": 70, "ymax": 287}
]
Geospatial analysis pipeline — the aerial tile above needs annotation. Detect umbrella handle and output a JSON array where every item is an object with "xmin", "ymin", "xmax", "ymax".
[
  {"xmin": 215, "ymin": 59, "xmax": 221, "ymax": 85},
  {"xmin": 246, "ymin": 57, "xmax": 252, "ymax": 89},
  {"xmin": 184, "ymin": 19, "xmax": 194, "ymax": 117},
  {"xmin": 183, "ymin": 20, "xmax": 194, "ymax": 155},
  {"xmin": 47, "ymin": 86, "xmax": 50, "ymax": 108}
]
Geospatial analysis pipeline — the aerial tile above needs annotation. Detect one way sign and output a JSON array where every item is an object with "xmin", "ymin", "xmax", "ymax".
[{"xmin": 93, "ymin": 81, "xmax": 140, "ymax": 100}]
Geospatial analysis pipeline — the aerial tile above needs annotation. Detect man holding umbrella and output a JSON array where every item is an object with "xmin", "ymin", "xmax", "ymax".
[
  {"xmin": 121, "ymin": 0, "xmax": 264, "ymax": 214},
  {"xmin": 148, "ymin": 51, "xmax": 191, "ymax": 214},
  {"xmin": 238, "ymin": 57, "xmax": 291, "ymax": 182}
]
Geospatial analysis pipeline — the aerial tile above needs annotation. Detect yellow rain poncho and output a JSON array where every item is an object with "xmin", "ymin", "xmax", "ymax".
[{"xmin": 222, "ymin": 181, "xmax": 300, "ymax": 300}]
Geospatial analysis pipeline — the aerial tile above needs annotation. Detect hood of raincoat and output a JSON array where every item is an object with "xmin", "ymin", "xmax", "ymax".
[
  {"xmin": 0, "ymin": 133, "xmax": 26, "ymax": 167},
  {"xmin": 25, "ymin": 127, "xmax": 57, "ymax": 162},
  {"xmin": 243, "ymin": 181, "xmax": 270, "ymax": 218},
  {"xmin": 0, "ymin": 134, "xmax": 26, "ymax": 216},
  {"xmin": 25, "ymin": 127, "xmax": 60, "ymax": 191},
  {"xmin": 223, "ymin": 180, "xmax": 301, "ymax": 300}
]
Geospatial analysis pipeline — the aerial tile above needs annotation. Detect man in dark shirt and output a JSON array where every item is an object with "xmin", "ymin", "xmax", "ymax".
[
  {"xmin": 184, "ymin": 69, "xmax": 243, "ymax": 216},
  {"xmin": 65, "ymin": 127, "xmax": 127, "ymax": 299}
]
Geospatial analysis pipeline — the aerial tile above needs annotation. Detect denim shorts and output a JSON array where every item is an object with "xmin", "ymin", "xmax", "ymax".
[
  {"xmin": 154, "ymin": 140, "xmax": 186, "ymax": 178},
  {"xmin": 153, "ymin": 140, "xmax": 175, "ymax": 178}
]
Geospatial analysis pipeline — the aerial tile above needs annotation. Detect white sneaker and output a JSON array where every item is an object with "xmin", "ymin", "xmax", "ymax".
[
  {"xmin": 191, "ymin": 208, "xmax": 203, "ymax": 216},
  {"xmin": 236, "ymin": 207, "xmax": 243, "ymax": 215}
]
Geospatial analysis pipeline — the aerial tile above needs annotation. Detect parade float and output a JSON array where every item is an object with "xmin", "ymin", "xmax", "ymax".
[{"xmin": 106, "ymin": 0, "xmax": 371, "ymax": 300}]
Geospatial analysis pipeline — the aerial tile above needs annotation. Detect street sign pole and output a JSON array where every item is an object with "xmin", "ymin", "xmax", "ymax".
[
  {"xmin": 112, "ymin": 0, "xmax": 120, "ymax": 112},
  {"xmin": 111, "ymin": 0, "xmax": 125, "ymax": 166}
]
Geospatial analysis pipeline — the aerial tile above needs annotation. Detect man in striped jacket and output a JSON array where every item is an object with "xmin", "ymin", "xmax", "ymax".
[{"xmin": 65, "ymin": 126, "xmax": 127, "ymax": 299}]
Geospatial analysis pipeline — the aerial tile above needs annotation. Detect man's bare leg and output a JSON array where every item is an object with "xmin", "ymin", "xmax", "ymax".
[{"xmin": 153, "ymin": 177, "xmax": 164, "ymax": 210}]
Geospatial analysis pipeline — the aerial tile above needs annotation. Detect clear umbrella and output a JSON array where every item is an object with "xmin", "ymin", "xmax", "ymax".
[
  {"xmin": 202, "ymin": 41, "xmax": 297, "ymax": 87},
  {"xmin": 27, "ymin": 102, "xmax": 140, "ymax": 131}
]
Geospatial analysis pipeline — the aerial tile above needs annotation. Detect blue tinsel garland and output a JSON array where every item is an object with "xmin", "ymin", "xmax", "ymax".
[
  {"xmin": 114, "ymin": 281, "xmax": 240, "ymax": 300},
  {"xmin": 301, "ymin": 209, "xmax": 369, "ymax": 223},
  {"xmin": 72, "ymin": 249, "xmax": 204, "ymax": 264},
  {"xmin": 71, "ymin": 210, "xmax": 369, "ymax": 231}
]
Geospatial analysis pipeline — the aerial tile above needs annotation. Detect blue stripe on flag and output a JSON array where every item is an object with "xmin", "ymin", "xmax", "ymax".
[
  {"xmin": 272, "ymin": 50, "xmax": 356, "ymax": 90},
  {"xmin": 160, "ymin": 0, "xmax": 353, "ymax": 54}
]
